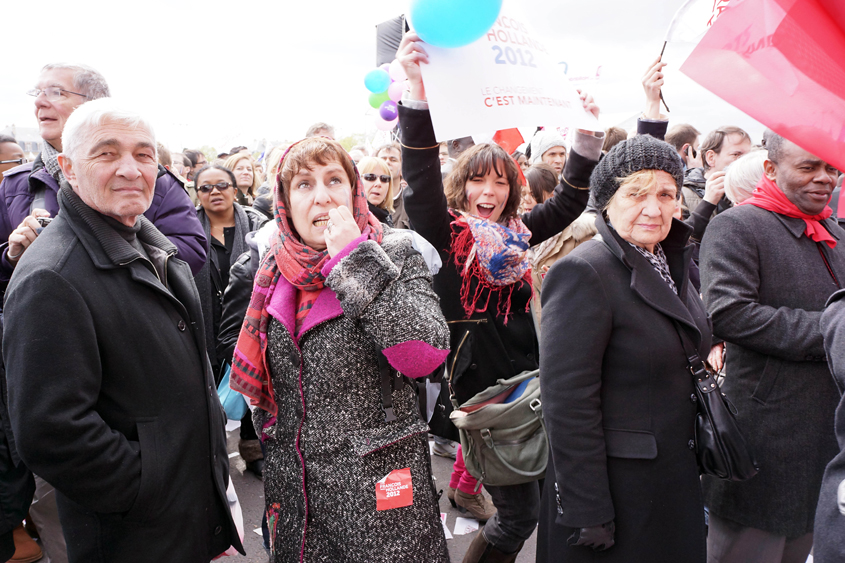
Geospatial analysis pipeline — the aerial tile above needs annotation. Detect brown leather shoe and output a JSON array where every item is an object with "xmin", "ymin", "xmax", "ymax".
[
  {"xmin": 461, "ymin": 531, "xmax": 523, "ymax": 563},
  {"xmin": 10, "ymin": 524, "xmax": 42, "ymax": 563},
  {"xmin": 454, "ymin": 489, "xmax": 497, "ymax": 522}
]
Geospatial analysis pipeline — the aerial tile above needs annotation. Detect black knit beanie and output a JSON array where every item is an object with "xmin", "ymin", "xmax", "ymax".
[{"xmin": 590, "ymin": 135, "xmax": 685, "ymax": 210}]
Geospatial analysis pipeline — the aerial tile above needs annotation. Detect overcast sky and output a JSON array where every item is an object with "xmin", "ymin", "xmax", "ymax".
[{"xmin": 1, "ymin": 0, "xmax": 763, "ymax": 154}]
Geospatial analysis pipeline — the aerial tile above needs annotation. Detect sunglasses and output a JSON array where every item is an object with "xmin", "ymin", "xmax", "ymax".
[
  {"xmin": 197, "ymin": 182, "xmax": 233, "ymax": 193},
  {"xmin": 362, "ymin": 173, "xmax": 390, "ymax": 183}
]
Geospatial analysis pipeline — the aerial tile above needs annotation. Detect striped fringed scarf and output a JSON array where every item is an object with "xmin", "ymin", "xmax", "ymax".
[
  {"xmin": 229, "ymin": 139, "xmax": 383, "ymax": 415},
  {"xmin": 451, "ymin": 212, "xmax": 532, "ymax": 324}
]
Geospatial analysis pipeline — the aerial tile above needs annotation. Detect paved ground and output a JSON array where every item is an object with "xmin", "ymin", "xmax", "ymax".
[{"xmin": 224, "ymin": 423, "xmax": 537, "ymax": 562}]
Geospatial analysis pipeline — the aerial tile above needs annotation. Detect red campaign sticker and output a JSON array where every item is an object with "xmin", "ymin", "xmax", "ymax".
[{"xmin": 376, "ymin": 468, "xmax": 413, "ymax": 511}]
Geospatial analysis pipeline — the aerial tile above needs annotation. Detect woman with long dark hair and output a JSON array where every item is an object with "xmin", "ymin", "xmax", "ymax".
[{"xmin": 396, "ymin": 31, "xmax": 603, "ymax": 562}]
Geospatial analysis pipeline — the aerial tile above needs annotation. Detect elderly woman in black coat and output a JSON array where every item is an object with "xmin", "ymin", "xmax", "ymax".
[{"xmin": 537, "ymin": 135, "xmax": 712, "ymax": 562}]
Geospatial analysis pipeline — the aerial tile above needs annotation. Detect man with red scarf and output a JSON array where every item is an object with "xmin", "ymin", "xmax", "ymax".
[{"xmin": 698, "ymin": 133, "xmax": 844, "ymax": 563}]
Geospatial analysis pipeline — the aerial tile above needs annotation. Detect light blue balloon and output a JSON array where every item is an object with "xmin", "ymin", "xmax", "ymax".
[
  {"xmin": 364, "ymin": 69, "xmax": 391, "ymax": 94},
  {"xmin": 410, "ymin": 0, "xmax": 503, "ymax": 49}
]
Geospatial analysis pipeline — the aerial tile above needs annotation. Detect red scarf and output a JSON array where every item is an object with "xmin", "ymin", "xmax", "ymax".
[
  {"xmin": 229, "ymin": 139, "xmax": 383, "ymax": 415},
  {"xmin": 740, "ymin": 174, "xmax": 836, "ymax": 248}
]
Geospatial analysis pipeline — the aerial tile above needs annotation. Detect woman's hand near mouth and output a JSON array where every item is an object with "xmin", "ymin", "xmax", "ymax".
[{"xmin": 324, "ymin": 205, "xmax": 362, "ymax": 258}]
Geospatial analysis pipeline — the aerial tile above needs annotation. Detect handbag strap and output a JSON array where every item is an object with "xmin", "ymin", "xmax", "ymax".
[
  {"xmin": 356, "ymin": 320, "xmax": 403, "ymax": 422},
  {"xmin": 672, "ymin": 321, "xmax": 720, "ymax": 397}
]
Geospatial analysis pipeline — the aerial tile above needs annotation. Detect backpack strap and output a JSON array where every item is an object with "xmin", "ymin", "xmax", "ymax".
[{"xmin": 30, "ymin": 184, "xmax": 47, "ymax": 215}]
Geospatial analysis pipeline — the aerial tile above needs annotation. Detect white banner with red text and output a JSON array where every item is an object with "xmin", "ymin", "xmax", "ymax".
[{"xmin": 417, "ymin": 0, "xmax": 600, "ymax": 141}]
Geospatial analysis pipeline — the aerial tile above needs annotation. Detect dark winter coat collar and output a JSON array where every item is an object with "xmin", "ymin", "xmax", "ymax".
[
  {"xmin": 766, "ymin": 208, "xmax": 841, "ymax": 242},
  {"xmin": 59, "ymin": 183, "xmax": 176, "ymax": 270},
  {"xmin": 596, "ymin": 214, "xmax": 700, "ymax": 338}
]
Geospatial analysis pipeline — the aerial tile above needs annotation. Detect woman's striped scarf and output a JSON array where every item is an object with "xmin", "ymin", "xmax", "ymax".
[
  {"xmin": 451, "ymin": 212, "xmax": 532, "ymax": 323},
  {"xmin": 230, "ymin": 140, "xmax": 383, "ymax": 415}
]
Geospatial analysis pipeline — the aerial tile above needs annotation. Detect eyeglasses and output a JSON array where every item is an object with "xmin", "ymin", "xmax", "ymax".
[
  {"xmin": 362, "ymin": 173, "xmax": 391, "ymax": 183},
  {"xmin": 26, "ymin": 87, "xmax": 90, "ymax": 102},
  {"xmin": 197, "ymin": 182, "xmax": 233, "ymax": 193},
  {"xmin": 0, "ymin": 158, "xmax": 26, "ymax": 165}
]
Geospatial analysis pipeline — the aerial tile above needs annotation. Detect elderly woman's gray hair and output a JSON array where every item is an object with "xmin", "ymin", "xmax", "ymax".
[
  {"xmin": 41, "ymin": 63, "xmax": 110, "ymax": 100},
  {"xmin": 724, "ymin": 149, "xmax": 767, "ymax": 205},
  {"xmin": 61, "ymin": 98, "xmax": 156, "ymax": 161},
  {"xmin": 589, "ymin": 135, "xmax": 685, "ymax": 210}
]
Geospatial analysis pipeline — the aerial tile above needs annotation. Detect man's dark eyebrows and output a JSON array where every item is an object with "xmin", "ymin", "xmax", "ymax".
[
  {"xmin": 87, "ymin": 139, "xmax": 156, "ymax": 155},
  {"xmin": 135, "ymin": 141, "xmax": 156, "ymax": 152},
  {"xmin": 796, "ymin": 158, "xmax": 823, "ymax": 167},
  {"xmin": 88, "ymin": 139, "xmax": 120, "ymax": 155}
]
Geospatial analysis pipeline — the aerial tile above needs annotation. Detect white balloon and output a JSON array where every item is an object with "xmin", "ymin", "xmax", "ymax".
[
  {"xmin": 375, "ymin": 116, "xmax": 399, "ymax": 131},
  {"xmin": 389, "ymin": 59, "xmax": 407, "ymax": 82}
]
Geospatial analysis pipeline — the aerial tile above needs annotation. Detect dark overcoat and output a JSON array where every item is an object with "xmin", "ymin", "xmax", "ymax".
[
  {"xmin": 3, "ymin": 186, "xmax": 241, "ymax": 562},
  {"xmin": 260, "ymin": 228, "xmax": 451, "ymax": 563},
  {"xmin": 537, "ymin": 217, "xmax": 710, "ymax": 563},
  {"xmin": 700, "ymin": 204, "xmax": 845, "ymax": 537},
  {"xmin": 397, "ymin": 104, "xmax": 598, "ymax": 442},
  {"xmin": 816, "ymin": 288, "xmax": 845, "ymax": 562}
]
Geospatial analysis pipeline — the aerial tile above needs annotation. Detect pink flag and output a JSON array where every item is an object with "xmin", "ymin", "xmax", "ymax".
[{"xmin": 680, "ymin": 0, "xmax": 845, "ymax": 171}]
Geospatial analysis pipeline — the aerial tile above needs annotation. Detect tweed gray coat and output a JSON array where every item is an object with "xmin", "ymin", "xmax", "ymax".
[
  {"xmin": 261, "ymin": 227, "xmax": 450, "ymax": 563},
  {"xmin": 700, "ymin": 204, "xmax": 845, "ymax": 537}
]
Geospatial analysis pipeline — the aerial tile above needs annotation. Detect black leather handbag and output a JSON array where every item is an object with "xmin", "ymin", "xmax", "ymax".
[{"xmin": 675, "ymin": 322, "xmax": 759, "ymax": 481}]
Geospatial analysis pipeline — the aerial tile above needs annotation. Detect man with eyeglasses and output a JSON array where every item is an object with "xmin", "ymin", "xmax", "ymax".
[
  {"xmin": 0, "ymin": 136, "xmax": 25, "ymax": 182},
  {"xmin": 0, "ymin": 63, "xmax": 207, "ymax": 286},
  {"xmin": 0, "ymin": 63, "xmax": 208, "ymax": 563}
]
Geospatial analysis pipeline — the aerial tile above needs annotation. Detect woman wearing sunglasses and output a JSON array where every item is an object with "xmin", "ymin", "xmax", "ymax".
[
  {"xmin": 357, "ymin": 156, "xmax": 394, "ymax": 225},
  {"xmin": 0, "ymin": 136, "xmax": 26, "ymax": 182},
  {"xmin": 193, "ymin": 165, "xmax": 262, "ymax": 380}
]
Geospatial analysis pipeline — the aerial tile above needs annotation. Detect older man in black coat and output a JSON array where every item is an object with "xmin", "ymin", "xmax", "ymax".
[
  {"xmin": 700, "ymin": 133, "xmax": 845, "ymax": 563},
  {"xmin": 2, "ymin": 99, "xmax": 243, "ymax": 563}
]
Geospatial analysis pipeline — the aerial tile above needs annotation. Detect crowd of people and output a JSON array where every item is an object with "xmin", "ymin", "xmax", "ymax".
[{"xmin": 0, "ymin": 28, "xmax": 844, "ymax": 563}]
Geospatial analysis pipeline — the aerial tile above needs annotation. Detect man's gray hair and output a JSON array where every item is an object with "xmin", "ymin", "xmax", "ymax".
[
  {"xmin": 42, "ymin": 63, "xmax": 110, "ymax": 100},
  {"xmin": 62, "ymin": 98, "xmax": 156, "ymax": 161},
  {"xmin": 724, "ymin": 149, "xmax": 767, "ymax": 204},
  {"xmin": 305, "ymin": 122, "xmax": 335, "ymax": 139},
  {"xmin": 766, "ymin": 131, "xmax": 786, "ymax": 165}
]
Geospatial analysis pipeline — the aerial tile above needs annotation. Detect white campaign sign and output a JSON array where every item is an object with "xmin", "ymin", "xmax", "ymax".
[{"xmin": 418, "ymin": 0, "xmax": 600, "ymax": 141}]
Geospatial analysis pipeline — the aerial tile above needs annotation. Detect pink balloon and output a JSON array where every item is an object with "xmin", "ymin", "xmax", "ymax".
[
  {"xmin": 375, "ymin": 115, "xmax": 398, "ymax": 131},
  {"xmin": 379, "ymin": 63, "xmax": 391, "ymax": 72},
  {"xmin": 388, "ymin": 81, "xmax": 405, "ymax": 102},
  {"xmin": 389, "ymin": 59, "xmax": 407, "ymax": 82}
]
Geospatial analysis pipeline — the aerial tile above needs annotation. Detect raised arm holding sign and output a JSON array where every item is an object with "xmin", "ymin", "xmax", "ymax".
[
  {"xmin": 395, "ymin": 30, "xmax": 605, "ymax": 563},
  {"xmin": 400, "ymin": 0, "xmax": 601, "ymax": 141}
]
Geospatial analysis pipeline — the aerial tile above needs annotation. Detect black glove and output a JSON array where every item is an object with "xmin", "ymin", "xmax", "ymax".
[{"xmin": 567, "ymin": 521, "xmax": 615, "ymax": 551}]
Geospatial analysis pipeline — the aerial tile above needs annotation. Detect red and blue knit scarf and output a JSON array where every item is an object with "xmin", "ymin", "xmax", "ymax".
[{"xmin": 451, "ymin": 212, "xmax": 532, "ymax": 324}]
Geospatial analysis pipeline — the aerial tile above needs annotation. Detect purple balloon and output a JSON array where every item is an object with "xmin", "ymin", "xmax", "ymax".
[{"xmin": 379, "ymin": 100, "xmax": 399, "ymax": 121}]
